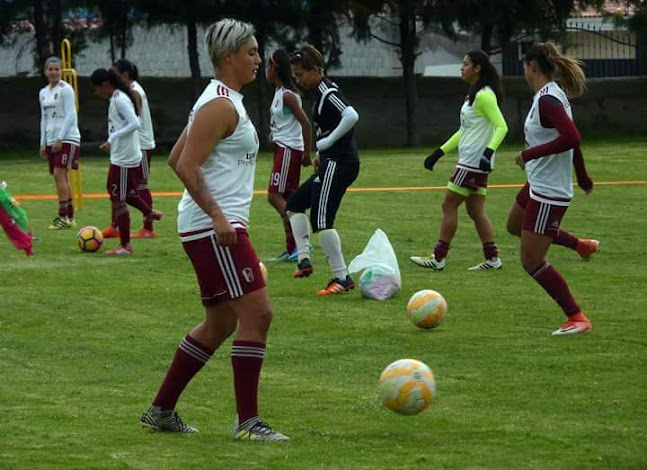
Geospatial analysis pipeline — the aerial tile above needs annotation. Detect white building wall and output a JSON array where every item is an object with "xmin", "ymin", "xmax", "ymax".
[{"xmin": 0, "ymin": 20, "xmax": 479, "ymax": 78}]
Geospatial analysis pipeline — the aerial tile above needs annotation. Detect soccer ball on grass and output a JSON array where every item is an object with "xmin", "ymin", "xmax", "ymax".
[{"xmin": 76, "ymin": 226, "xmax": 103, "ymax": 253}]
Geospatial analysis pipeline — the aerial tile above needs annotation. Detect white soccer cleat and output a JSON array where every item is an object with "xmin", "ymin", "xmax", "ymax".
[
  {"xmin": 140, "ymin": 405, "xmax": 198, "ymax": 433},
  {"xmin": 232, "ymin": 417, "xmax": 289, "ymax": 442},
  {"xmin": 410, "ymin": 255, "xmax": 446, "ymax": 271},
  {"xmin": 467, "ymin": 258, "xmax": 503, "ymax": 271}
]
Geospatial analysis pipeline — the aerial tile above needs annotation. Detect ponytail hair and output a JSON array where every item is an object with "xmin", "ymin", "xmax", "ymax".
[
  {"xmin": 290, "ymin": 44, "xmax": 324, "ymax": 71},
  {"xmin": 465, "ymin": 50, "xmax": 502, "ymax": 105},
  {"xmin": 90, "ymin": 68, "xmax": 140, "ymax": 115},
  {"xmin": 270, "ymin": 48, "xmax": 298, "ymax": 93},
  {"xmin": 113, "ymin": 59, "xmax": 139, "ymax": 81},
  {"xmin": 524, "ymin": 42, "xmax": 587, "ymax": 98}
]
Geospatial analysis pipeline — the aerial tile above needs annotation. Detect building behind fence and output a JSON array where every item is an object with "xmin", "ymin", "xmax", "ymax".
[{"xmin": 503, "ymin": 7, "xmax": 646, "ymax": 78}]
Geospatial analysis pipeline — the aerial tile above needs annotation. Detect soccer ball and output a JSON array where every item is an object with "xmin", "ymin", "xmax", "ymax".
[
  {"xmin": 259, "ymin": 261, "xmax": 268, "ymax": 282},
  {"xmin": 379, "ymin": 359, "xmax": 436, "ymax": 415},
  {"xmin": 76, "ymin": 226, "xmax": 103, "ymax": 253},
  {"xmin": 406, "ymin": 289, "xmax": 447, "ymax": 329}
]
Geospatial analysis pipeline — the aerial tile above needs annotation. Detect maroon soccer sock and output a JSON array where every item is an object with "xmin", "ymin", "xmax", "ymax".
[
  {"xmin": 153, "ymin": 335, "xmax": 214, "ymax": 411},
  {"xmin": 58, "ymin": 200, "xmax": 67, "ymax": 218},
  {"xmin": 140, "ymin": 188, "xmax": 154, "ymax": 231},
  {"xmin": 66, "ymin": 199, "xmax": 74, "ymax": 220},
  {"xmin": 115, "ymin": 206, "xmax": 131, "ymax": 246},
  {"xmin": 231, "ymin": 340, "xmax": 266, "ymax": 425},
  {"xmin": 529, "ymin": 262, "xmax": 581, "ymax": 317},
  {"xmin": 483, "ymin": 241, "xmax": 498, "ymax": 260},
  {"xmin": 126, "ymin": 195, "xmax": 152, "ymax": 217},
  {"xmin": 553, "ymin": 229, "xmax": 578, "ymax": 250},
  {"xmin": 282, "ymin": 214, "xmax": 296, "ymax": 253},
  {"xmin": 434, "ymin": 240, "xmax": 450, "ymax": 262}
]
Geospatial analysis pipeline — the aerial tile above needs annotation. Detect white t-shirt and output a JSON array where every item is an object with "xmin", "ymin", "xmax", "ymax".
[
  {"xmin": 39, "ymin": 80, "xmax": 81, "ymax": 146},
  {"xmin": 107, "ymin": 90, "xmax": 141, "ymax": 167},
  {"xmin": 130, "ymin": 81, "xmax": 156, "ymax": 150},
  {"xmin": 269, "ymin": 87, "xmax": 304, "ymax": 151},
  {"xmin": 177, "ymin": 79, "xmax": 260, "ymax": 235},
  {"xmin": 524, "ymin": 81, "xmax": 574, "ymax": 205}
]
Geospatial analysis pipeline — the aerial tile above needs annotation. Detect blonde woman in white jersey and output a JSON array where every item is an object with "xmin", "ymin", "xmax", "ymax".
[
  {"xmin": 266, "ymin": 48, "xmax": 312, "ymax": 262},
  {"xmin": 411, "ymin": 50, "xmax": 508, "ymax": 271},
  {"xmin": 90, "ymin": 68, "xmax": 162, "ymax": 256},
  {"xmin": 510, "ymin": 43, "xmax": 595, "ymax": 336},
  {"xmin": 142, "ymin": 19, "xmax": 289, "ymax": 442},
  {"xmin": 112, "ymin": 59, "xmax": 159, "ymax": 239},
  {"xmin": 38, "ymin": 57, "xmax": 81, "ymax": 230}
]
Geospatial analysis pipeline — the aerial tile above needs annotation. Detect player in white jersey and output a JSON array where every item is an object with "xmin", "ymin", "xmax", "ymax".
[
  {"xmin": 112, "ymin": 59, "xmax": 159, "ymax": 239},
  {"xmin": 38, "ymin": 57, "xmax": 81, "ymax": 230},
  {"xmin": 141, "ymin": 19, "xmax": 289, "ymax": 442},
  {"xmin": 90, "ymin": 68, "xmax": 162, "ymax": 256},
  {"xmin": 411, "ymin": 50, "xmax": 508, "ymax": 272},
  {"xmin": 508, "ymin": 43, "xmax": 595, "ymax": 336},
  {"xmin": 265, "ymin": 48, "xmax": 312, "ymax": 262}
]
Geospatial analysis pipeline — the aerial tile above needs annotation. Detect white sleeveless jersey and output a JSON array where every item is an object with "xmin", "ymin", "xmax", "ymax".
[
  {"xmin": 269, "ymin": 87, "xmax": 304, "ymax": 151},
  {"xmin": 524, "ymin": 82, "xmax": 573, "ymax": 205},
  {"xmin": 130, "ymin": 81, "xmax": 156, "ymax": 150},
  {"xmin": 108, "ymin": 90, "xmax": 142, "ymax": 167},
  {"xmin": 457, "ymin": 87, "xmax": 496, "ymax": 173},
  {"xmin": 177, "ymin": 79, "xmax": 259, "ymax": 234},
  {"xmin": 39, "ymin": 80, "xmax": 81, "ymax": 145}
]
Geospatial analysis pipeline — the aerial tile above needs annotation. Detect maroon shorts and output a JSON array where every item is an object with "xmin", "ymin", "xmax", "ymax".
[
  {"xmin": 449, "ymin": 166, "xmax": 489, "ymax": 192},
  {"xmin": 521, "ymin": 197, "xmax": 569, "ymax": 237},
  {"xmin": 268, "ymin": 143, "xmax": 303, "ymax": 197},
  {"xmin": 47, "ymin": 143, "xmax": 80, "ymax": 174},
  {"xmin": 106, "ymin": 164, "xmax": 143, "ymax": 202},
  {"xmin": 181, "ymin": 228, "xmax": 266, "ymax": 306},
  {"xmin": 515, "ymin": 182, "xmax": 531, "ymax": 208},
  {"xmin": 140, "ymin": 149, "xmax": 153, "ymax": 183}
]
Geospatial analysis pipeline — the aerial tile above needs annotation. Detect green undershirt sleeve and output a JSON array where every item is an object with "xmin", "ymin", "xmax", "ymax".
[{"xmin": 440, "ymin": 130, "xmax": 461, "ymax": 154}]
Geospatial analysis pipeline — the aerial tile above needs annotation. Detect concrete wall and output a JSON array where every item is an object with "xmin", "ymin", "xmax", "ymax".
[{"xmin": 1, "ymin": 76, "xmax": 645, "ymax": 151}]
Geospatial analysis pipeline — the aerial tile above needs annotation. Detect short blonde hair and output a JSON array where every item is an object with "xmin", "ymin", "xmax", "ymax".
[{"xmin": 205, "ymin": 19, "xmax": 255, "ymax": 67}]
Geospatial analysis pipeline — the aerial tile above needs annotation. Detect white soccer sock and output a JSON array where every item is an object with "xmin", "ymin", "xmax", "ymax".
[
  {"xmin": 288, "ymin": 212, "xmax": 310, "ymax": 262},
  {"xmin": 318, "ymin": 229, "xmax": 348, "ymax": 279}
]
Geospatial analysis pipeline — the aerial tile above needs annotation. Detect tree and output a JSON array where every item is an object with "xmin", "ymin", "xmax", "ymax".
[
  {"xmin": 230, "ymin": 0, "xmax": 304, "ymax": 145},
  {"xmin": 136, "ymin": 0, "xmax": 224, "ymax": 99},
  {"xmin": 302, "ymin": 0, "xmax": 348, "ymax": 69},
  {"xmin": 351, "ymin": 0, "xmax": 434, "ymax": 147},
  {"xmin": 431, "ymin": 0, "xmax": 606, "ymax": 55}
]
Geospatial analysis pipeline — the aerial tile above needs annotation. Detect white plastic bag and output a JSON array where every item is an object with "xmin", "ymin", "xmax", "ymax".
[{"xmin": 348, "ymin": 229, "xmax": 401, "ymax": 300}]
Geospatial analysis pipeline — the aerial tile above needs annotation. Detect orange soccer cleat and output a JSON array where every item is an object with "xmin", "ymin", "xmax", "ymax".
[
  {"xmin": 132, "ymin": 228, "xmax": 156, "ymax": 239},
  {"xmin": 576, "ymin": 238, "xmax": 600, "ymax": 260},
  {"xmin": 552, "ymin": 312, "xmax": 592, "ymax": 336},
  {"xmin": 102, "ymin": 225, "xmax": 120, "ymax": 239},
  {"xmin": 292, "ymin": 258, "xmax": 313, "ymax": 278},
  {"xmin": 316, "ymin": 276, "xmax": 355, "ymax": 296}
]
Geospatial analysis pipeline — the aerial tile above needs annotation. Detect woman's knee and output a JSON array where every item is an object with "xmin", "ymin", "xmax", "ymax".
[{"xmin": 520, "ymin": 248, "xmax": 542, "ymax": 273}]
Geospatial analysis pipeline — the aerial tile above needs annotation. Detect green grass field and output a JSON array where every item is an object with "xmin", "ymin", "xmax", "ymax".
[{"xmin": 1, "ymin": 141, "xmax": 646, "ymax": 469}]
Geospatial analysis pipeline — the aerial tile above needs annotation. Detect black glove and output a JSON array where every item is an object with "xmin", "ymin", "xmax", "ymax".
[
  {"xmin": 479, "ymin": 148, "xmax": 494, "ymax": 172},
  {"xmin": 424, "ymin": 148, "xmax": 444, "ymax": 171}
]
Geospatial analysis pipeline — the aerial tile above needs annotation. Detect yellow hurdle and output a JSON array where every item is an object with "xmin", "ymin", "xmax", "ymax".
[{"xmin": 61, "ymin": 38, "xmax": 84, "ymax": 211}]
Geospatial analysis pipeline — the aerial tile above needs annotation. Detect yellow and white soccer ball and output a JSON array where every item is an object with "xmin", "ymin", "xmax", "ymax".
[
  {"xmin": 259, "ymin": 261, "xmax": 268, "ymax": 282},
  {"xmin": 379, "ymin": 359, "xmax": 436, "ymax": 415},
  {"xmin": 406, "ymin": 289, "xmax": 447, "ymax": 329},
  {"xmin": 75, "ymin": 226, "xmax": 103, "ymax": 253}
]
